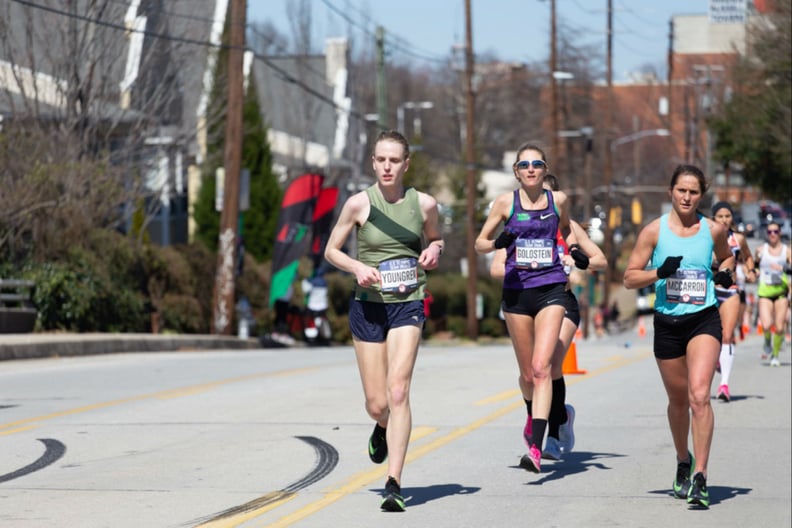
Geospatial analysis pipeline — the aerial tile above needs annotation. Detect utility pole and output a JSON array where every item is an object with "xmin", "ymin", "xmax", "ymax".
[
  {"xmin": 550, "ymin": 0, "xmax": 559, "ymax": 160},
  {"xmin": 602, "ymin": 0, "xmax": 614, "ymax": 311},
  {"xmin": 376, "ymin": 26, "xmax": 388, "ymax": 130},
  {"xmin": 211, "ymin": 0, "xmax": 245, "ymax": 335},
  {"xmin": 667, "ymin": 19, "xmax": 674, "ymax": 132},
  {"xmin": 464, "ymin": 0, "xmax": 478, "ymax": 340}
]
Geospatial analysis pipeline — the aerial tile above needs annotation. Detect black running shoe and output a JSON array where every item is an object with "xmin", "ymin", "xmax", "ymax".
[
  {"xmin": 368, "ymin": 423, "xmax": 387, "ymax": 464},
  {"xmin": 687, "ymin": 472, "xmax": 710, "ymax": 508},
  {"xmin": 672, "ymin": 451, "xmax": 694, "ymax": 499},
  {"xmin": 380, "ymin": 476, "xmax": 406, "ymax": 512}
]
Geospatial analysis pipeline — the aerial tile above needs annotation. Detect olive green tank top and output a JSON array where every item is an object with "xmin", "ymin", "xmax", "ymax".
[{"xmin": 355, "ymin": 185, "xmax": 426, "ymax": 303}]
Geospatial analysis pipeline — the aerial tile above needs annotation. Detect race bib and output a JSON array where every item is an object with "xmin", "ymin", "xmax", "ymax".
[
  {"xmin": 665, "ymin": 269, "xmax": 707, "ymax": 304},
  {"xmin": 762, "ymin": 269, "xmax": 783, "ymax": 286},
  {"xmin": 379, "ymin": 258, "xmax": 419, "ymax": 293},
  {"xmin": 514, "ymin": 239, "xmax": 554, "ymax": 269}
]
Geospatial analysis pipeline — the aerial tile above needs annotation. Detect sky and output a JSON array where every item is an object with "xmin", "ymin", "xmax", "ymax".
[{"xmin": 248, "ymin": 0, "xmax": 714, "ymax": 81}]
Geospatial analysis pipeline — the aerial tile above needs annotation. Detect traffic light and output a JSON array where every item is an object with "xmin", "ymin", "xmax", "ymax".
[
  {"xmin": 609, "ymin": 206, "xmax": 622, "ymax": 229},
  {"xmin": 631, "ymin": 198, "xmax": 642, "ymax": 225}
]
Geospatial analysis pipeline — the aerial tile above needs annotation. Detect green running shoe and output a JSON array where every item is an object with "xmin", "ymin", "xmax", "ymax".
[
  {"xmin": 672, "ymin": 451, "xmax": 694, "ymax": 499},
  {"xmin": 368, "ymin": 423, "xmax": 387, "ymax": 464},
  {"xmin": 687, "ymin": 472, "xmax": 710, "ymax": 508},
  {"xmin": 380, "ymin": 476, "xmax": 406, "ymax": 512}
]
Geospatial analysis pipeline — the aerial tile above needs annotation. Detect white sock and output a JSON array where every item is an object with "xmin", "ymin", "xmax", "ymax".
[{"xmin": 719, "ymin": 343, "xmax": 734, "ymax": 386}]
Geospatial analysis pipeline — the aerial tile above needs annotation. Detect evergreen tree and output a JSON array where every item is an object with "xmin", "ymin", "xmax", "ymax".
[{"xmin": 193, "ymin": 15, "xmax": 281, "ymax": 261}]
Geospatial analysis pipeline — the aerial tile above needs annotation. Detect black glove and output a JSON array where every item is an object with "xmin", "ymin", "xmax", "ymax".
[
  {"xmin": 494, "ymin": 230, "xmax": 517, "ymax": 249},
  {"xmin": 568, "ymin": 244, "xmax": 590, "ymax": 270},
  {"xmin": 657, "ymin": 256, "xmax": 683, "ymax": 279},
  {"xmin": 713, "ymin": 269, "xmax": 734, "ymax": 288}
]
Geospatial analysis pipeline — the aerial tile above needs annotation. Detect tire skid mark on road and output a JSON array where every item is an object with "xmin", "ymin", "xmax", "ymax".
[
  {"xmin": 189, "ymin": 428, "xmax": 439, "ymax": 527},
  {"xmin": 0, "ymin": 438, "xmax": 65, "ymax": 483},
  {"xmin": 191, "ymin": 436, "xmax": 338, "ymax": 528}
]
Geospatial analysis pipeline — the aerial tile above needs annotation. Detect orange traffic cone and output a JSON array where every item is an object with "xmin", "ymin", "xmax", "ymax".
[
  {"xmin": 637, "ymin": 316, "xmax": 647, "ymax": 338},
  {"xmin": 575, "ymin": 327, "xmax": 583, "ymax": 340},
  {"xmin": 757, "ymin": 321, "xmax": 763, "ymax": 335},
  {"xmin": 562, "ymin": 341, "xmax": 587, "ymax": 375}
]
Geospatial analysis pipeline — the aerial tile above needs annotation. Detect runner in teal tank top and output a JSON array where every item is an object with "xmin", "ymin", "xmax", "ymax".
[
  {"xmin": 652, "ymin": 212, "xmax": 718, "ymax": 315},
  {"xmin": 325, "ymin": 130, "xmax": 443, "ymax": 512},
  {"xmin": 624, "ymin": 165, "xmax": 735, "ymax": 508}
]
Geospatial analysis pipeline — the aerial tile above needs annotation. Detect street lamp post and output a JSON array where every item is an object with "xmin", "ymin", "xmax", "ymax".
[
  {"xmin": 609, "ymin": 128, "xmax": 670, "ymax": 152},
  {"xmin": 603, "ymin": 127, "xmax": 671, "ymax": 309}
]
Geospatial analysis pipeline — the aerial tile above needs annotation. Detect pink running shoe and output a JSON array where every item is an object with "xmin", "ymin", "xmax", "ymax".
[
  {"xmin": 716, "ymin": 384, "xmax": 730, "ymax": 402},
  {"xmin": 519, "ymin": 444, "xmax": 542, "ymax": 473},
  {"xmin": 523, "ymin": 414, "xmax": 533, "ymax": 448}
]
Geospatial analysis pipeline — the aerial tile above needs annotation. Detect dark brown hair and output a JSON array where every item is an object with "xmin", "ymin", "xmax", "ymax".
[{"xmin": 670, "ymin": 164, "xmax": 707, "ymax": 193}]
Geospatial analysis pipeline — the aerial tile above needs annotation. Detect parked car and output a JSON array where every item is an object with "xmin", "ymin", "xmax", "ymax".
[
  {"xmin": 780, "ymin": 218, "xmax": 792, "ymax": 242},
  {"xmin": 735, "ymin": 214, "xmax": 756, "ymax": 238}
]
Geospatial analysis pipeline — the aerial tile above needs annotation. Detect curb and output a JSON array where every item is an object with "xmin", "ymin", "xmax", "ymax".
[{"xmin": 0, "ymin": 334, "xmax": 261, "ymax": 361}]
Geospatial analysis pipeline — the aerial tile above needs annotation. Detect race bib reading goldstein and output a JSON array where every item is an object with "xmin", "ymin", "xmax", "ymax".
[{"xmin": 515, "ymin": 239, "xmax": 554, "ymax": 269}]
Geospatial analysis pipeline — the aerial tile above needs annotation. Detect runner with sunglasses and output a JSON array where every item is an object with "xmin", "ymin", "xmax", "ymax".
[
  {"xmin": 475, "ymin": 144, "xmax": 587, "ymax": 473},
  {"xmin": 489, "ymin": 173, "xmax": 606, "ymax": 462},
  {"xmin": 754, "ymin": 221, "xmax": 791, "ymax": 366}
]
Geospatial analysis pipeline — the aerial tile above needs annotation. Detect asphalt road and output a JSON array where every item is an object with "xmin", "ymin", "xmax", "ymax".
[{"xmin": 0, "ymin": 327, "xmax": 789, "ymax": 528}]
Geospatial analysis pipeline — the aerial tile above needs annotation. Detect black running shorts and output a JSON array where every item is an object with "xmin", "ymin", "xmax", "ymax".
[{"xmin": 653, "ymin": 305, "xmax": 722, "ymax": 360}]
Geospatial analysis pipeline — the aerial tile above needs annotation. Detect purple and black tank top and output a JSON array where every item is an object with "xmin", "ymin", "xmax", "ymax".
[{"xmin": 502, "ymin": 189, "xmax": 569, "ymax": 289}]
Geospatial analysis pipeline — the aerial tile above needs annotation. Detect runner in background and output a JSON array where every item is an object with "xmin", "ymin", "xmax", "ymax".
[
  {"xmin": 753, "ymin": 220, "xmax": 791, "ymax": 366},
  {"xmin": 710, "ymin": 201, "xmax": 755, "ymax": 402}
]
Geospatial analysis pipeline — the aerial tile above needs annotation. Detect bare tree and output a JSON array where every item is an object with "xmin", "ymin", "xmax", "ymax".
[{"xmin": 0, "ymin": 0, "xmax": 212, "ymax": 261}]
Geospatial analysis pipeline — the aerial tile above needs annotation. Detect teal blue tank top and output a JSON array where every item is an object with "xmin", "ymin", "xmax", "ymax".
[{"xmin": 652, "ymin": 213, "xmax": 717, "ymax": 316}]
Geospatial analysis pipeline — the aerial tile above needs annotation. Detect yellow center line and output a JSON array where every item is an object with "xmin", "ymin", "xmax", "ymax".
[
  {"xmin": 0, "ymin": 366, "xmax": 329, "ymax": 433},
  {"xmin": 0, "ymin": 425, "xmax": 38, "ymax": 436}
]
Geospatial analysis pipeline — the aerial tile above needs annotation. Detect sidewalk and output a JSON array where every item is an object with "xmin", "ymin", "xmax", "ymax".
[{"xmin": 0, "ymin": 332, "xmax": 259, "ymax": 361}]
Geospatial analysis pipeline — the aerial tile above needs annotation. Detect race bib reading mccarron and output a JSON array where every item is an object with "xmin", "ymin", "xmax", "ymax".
[{"xmin": 665, "ymin": 269, "xmax": 707, "ymax": 304}]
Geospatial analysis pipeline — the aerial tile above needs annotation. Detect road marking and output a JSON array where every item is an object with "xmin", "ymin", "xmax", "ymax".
[
  {"xmin": 0, "ymin": 366, "xmax": 327, "ymax": 433},
  {"xmin": 0, "ymin": 425, "xmax": 38, "ymax": 436}
]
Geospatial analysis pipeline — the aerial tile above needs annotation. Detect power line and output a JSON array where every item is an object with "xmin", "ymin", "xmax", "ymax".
[
  {"xmin": 9, "ymin": 0, "xmax": 371, "ymax": 124},
  {"xmin": 318, "ymin": 0, "xmax": 448, "ymax": 64}
]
